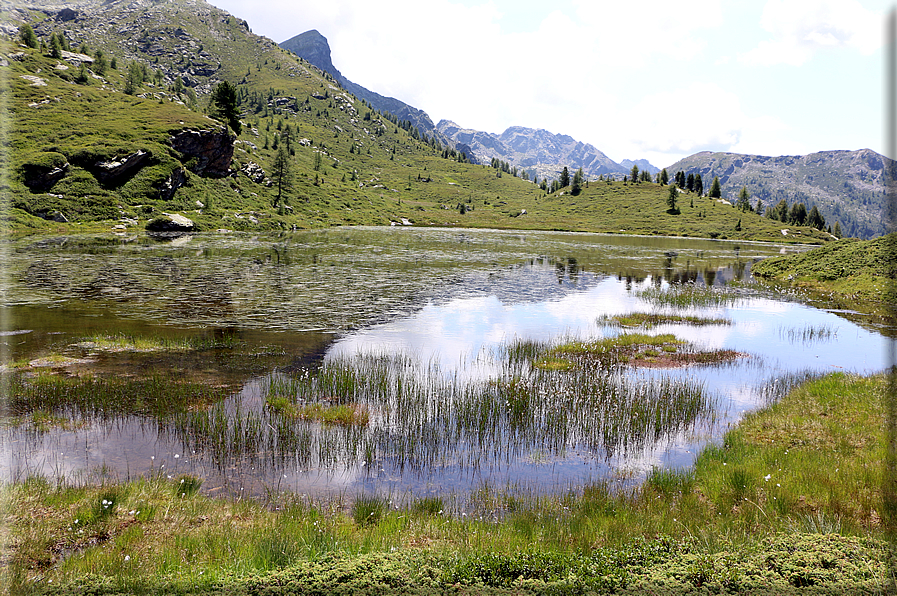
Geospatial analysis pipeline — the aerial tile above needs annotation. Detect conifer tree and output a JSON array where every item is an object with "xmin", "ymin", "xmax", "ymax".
[
  {"xmin": 19, "ymin": 24, "xmax": 38, "ymax": 49},
  {"xmin": 695, "ymin": 173, "xmax": 703, "ymax": 196},
  {"xmin": 559, "ymin": 167, "xmax": 570, "ymax": 188},
  {"xmin": 660, "ymin": 168, "xmax": 669, "ymax": 186},
  {"xmin": 211, "ymin": 81, "xmax": 242, "ymax": 134},
  {"xmin": 630, "ymin": 164, "xmax": 639, "ymax": 184},
  {"xmin": 667, "ymin": 183, "xmax": 679, "ymax": 212},
  {"xmin": 709, "ymin": 176, "xmax": 721, "ymax": 198},
  {"xmin": 571, "ymin": 167, "xmax": 584, "ymax": 195}
]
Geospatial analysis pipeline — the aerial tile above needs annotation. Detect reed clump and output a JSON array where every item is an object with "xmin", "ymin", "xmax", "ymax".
[{"xmin": 598, "ymin": 312, "xmax": 732, "ymax": 328}]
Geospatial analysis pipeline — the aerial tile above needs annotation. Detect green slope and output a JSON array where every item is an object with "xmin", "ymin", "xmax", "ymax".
[
  {"xmin": 4, "ymin": 1, "xmax": 835, "ymax": 243},
  {"xmin": 751, "ymin": 233, "xmax": 897, "ymax": 302}
]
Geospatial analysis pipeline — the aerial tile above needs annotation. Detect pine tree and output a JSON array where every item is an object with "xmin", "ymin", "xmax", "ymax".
[
  {"xmin": 559, "ymin": 167, "xmax": 570, "ymax": 188},
  {"xmin": 736, "ymin": 186, "xmax": 751, "ymax": 212},
  {"xmin": 667, "ymin": 183, "xmax": 679, "ymax": 212},
  {"xmin": 49, "ymin": 33, "xmax": 62, "ymax": 58},
  {"xmin": 695, "ymin": 174, "xmax": 703, "ymax": 196},
  {"xmin": 571, "ymin": 167, "xmax": 584, "ymax": 195},
  {"xmin": 709, "ymin": 176, "xmax": 721, "ymax": 198},
  {"xmin": 686, "ymin": 173, "xmax": 695, "ymax": 192},
  {"xmin": 630, "ymin": 164, "xmax": 639, "ymax": 184},
  {"xmin": 834, "ymin": 221, "xmax": 842, "ymax": 237},
  {"xmin": 271, "ymin": 144, "xmax": 292, "ymax": 210},
  {"xmin": 660, "ymin": 168, "xmax": 669, "ymax": 186},
  {"xmin": 19, "ymin": 24, "xmax": 38, "ymax": 49},
  {"xmin": 789, "ymin": 202, "xmax": 807, "ymax": 225},
  {"xmin": 211, "ymin": 81, "xmax": 242, "ymax": 134}
]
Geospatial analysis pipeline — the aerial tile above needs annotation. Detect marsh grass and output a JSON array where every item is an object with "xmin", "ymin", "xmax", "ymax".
[
  {"xmin": 76, "ymin": 332, "xmax": 241, "ymax": 353},
  {"xmin": 598, "ymin": 312, "xmax": 732, "ymax": 328},
  {"xmin": 777, "ymin": 324, "xmax": 837, "ymax": 344},
  {"xmin": 5, "ymin": 372, "xmax": 887, "ymax": 592},
  {"xmin": 635, "ymin": 283, "xmax": 746, "ymax": 309}
]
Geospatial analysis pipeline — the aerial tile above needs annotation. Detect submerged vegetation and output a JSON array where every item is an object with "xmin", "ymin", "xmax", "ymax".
[{"xmin": 3, "ymin": 372, "xmax": 888, "ymax": 594}]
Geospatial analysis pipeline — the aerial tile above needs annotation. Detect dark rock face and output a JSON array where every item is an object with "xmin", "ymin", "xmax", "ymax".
[
  {"xmin": 57, "ymin": 8, "xmax": 78, "ymax": 22},
  {"xmin": 94, "ymin": 150, "xmax": 151, "ymax": 184},
  {"xmin": 160, "ymin": 167, "xmax": 187, "ymax": 201},
  {"xmin": 23, "ymin": 163, "xmax": 68, "ymax": 191},
  {"xmin": 170, "ymin": 128, "xmax": 234, "ymax": 177}
]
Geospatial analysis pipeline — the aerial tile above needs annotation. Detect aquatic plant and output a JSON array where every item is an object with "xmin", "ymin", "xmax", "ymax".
[
  {"xmin": 635, "ymin": 283, "xmax": 746, "ymax": 309},
  {"xmin": 598, "ymin": 312, "xmax": 732, "ymax": 328}
]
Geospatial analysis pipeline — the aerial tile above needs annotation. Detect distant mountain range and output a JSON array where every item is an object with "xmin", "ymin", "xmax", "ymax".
[
  {"xmin": 667, "ymin": 150, "xmax": 890, "ymax": 239},
  {"xmin": 436, "ymin": 121, "xmax": 657, "ymax": 182},
  {"xmin": 279, "ymin": 30, "xmax": 659, "ymax": 181}
]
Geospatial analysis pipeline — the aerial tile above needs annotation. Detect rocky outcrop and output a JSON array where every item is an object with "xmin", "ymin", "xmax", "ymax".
[
  {"xmin": 160, "ymin": 166, "xmax": 187, "ymax": 201},
  {"xmin": 94, "ymin": 150, "xmax": 151, "ymax": 185},
  {"xmin": 24, "ymin": 163, "xmax": 68, "ymax": 191},
  {"xmin": 170, "ymin": 128, "xmax": 234, "ymax": 177},
  {"xmin": 146, "ymin": 213, "xmax": 195, "ymax": 233},
  {"xmin": 240, "ymin": 161, "xmax": 270, "ymax": 185}
]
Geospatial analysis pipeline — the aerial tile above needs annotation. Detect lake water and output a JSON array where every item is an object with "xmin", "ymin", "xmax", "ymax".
[{"xmin": 0, "ymin": 227, "xmax": 890, "ymax": 502}]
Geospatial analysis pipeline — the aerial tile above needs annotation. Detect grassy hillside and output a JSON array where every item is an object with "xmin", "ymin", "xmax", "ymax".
[
  {"xmin": 752, "ymin": 233, "xmax": 897, "ymax": 302},
  {"xmin": 3, "ymin": 0, "xmax": 833, "ymax": 243}
]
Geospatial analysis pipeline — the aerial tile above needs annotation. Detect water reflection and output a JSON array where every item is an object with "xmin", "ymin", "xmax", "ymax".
[{"xmin": 1, "ymin": 228, "xmax": 889, "ymax": 499}]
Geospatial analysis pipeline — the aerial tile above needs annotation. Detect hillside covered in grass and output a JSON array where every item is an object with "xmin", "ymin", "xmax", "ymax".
[
  {"xmin": 4, "ymin": 0, "xmax": 833, "ymax": 243},
  {"xmin": 752, "ymin": 233, "xmax": 897, "ymax": 302}
]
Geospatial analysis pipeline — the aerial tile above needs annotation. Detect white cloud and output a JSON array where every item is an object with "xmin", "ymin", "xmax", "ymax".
[{"xmin": 739, "ymin": 0, "xmax": 882, "ymax": 66}]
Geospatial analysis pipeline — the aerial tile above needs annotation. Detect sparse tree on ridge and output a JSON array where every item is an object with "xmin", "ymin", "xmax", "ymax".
[
  {"xmin": 736, "ymin": 186, "xmax": 751, "ymax": 212},
  {"xmin": 571, "ymin": 167, "xmax": 584, "ymax": 195},
  {"xmin": 667, "ymin": 182, "xmax": 679, "ymax": 212},
  {"xmin": 559, "ymin": 166, "xmax": 570, "ymax": 188},
  {"xmin": 694, "ymin": 174, "xmax": 703, "ymax": 196},
  {"xmin": 789, "ymin": 202, "xmax": 807, "ymax": 225},
  {"xmin": 660, "ymin": 168, "xmax": 669, "ymax": 186},
  {"xmin": 686, "ymin": 173, "xmax": 695, "ymax": 192},
  {"xmin": 630, "ymin": 164, "xmax": 639, "ymax": 184},
  {"xmin": 709, "ymin": 176, "xmax": 721, "ymax": 198}
]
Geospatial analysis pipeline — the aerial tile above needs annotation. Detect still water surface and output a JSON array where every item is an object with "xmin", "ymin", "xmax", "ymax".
[{"xmin": 0, "ymin": 227, "xmax": 889, "ymax": 500}]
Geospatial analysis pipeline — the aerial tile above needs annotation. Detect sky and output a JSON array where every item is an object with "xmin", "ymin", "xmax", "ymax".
[{"xmin": 211, "ymin": 0, "xmax": 890, "ymax": 168}]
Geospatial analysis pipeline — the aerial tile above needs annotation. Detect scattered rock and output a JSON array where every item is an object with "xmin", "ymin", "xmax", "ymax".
[
  {"xmin": 21, "ymin": 75, "xmax": 47, "ymax": 87},
  {"xmin": 240, "ymin": 161, "xmax": 268, "ymax": 184}
]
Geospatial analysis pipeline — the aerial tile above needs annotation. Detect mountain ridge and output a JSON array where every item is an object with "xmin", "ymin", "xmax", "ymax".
[{"xmin": 667, "ymin": 149, "xmax": 889, "ymax": 239}]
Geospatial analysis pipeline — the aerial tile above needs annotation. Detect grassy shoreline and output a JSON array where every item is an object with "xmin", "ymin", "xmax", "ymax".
[
  {"xmin": 3, "ymin": 371, "xmax": 890, "ymax": 594},
  {"xmin": 751, "ymin": 233, "xmax": 896, "ymax": 303}
]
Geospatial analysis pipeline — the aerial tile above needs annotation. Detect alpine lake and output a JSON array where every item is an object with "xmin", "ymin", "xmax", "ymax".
[{"xmin": 1, "ymin": 227, "xmax": 890, "ymax": 507}]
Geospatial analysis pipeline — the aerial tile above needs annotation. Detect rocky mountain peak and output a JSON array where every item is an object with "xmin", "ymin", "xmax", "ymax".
[{"xmin": 280, "ymin": 29, "xmax": 342, "ymax": 81}]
